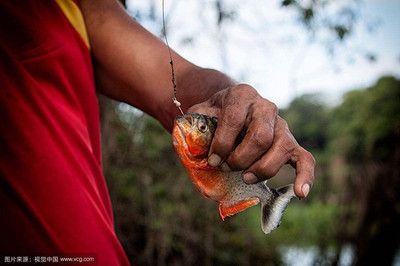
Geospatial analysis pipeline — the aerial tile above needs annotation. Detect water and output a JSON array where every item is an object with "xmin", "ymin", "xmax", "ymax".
[
  {"xmin": 394, "ymin": 251, "xmax": 400, "ymax": 266},
  {"xmin": 280, "ymin": 245, "xmax": 353, "ymax": 266},
  {"xmin": 281, "ymin": 246, "xmax": 400, "ymax": 266}
]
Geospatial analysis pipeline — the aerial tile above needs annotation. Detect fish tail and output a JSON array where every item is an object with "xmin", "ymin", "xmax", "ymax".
[{"xmin": 259, "ymin": 183, "xmax": 296, "ymax": 234}]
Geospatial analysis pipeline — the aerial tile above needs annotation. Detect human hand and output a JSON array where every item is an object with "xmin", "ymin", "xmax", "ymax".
[{"xmin": 187, "ymin": 84, "xmax": 315, "ymax": 198}]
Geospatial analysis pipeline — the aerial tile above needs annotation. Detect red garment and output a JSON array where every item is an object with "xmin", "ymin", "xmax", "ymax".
[{"xmin": 0, "ymin": 2, "xmax": 129, "ymax": 265}]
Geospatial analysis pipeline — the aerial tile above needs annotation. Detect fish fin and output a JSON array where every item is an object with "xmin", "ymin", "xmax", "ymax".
[
  {"xmin": 261, "ymin": 184, "xmax": 296, "ymax": 234},
  {"xmin": 219, "ymin": 197, "xmax": 260, "ymax": 221}
]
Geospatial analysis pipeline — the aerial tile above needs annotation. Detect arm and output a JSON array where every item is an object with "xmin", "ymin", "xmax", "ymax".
[
  {"xmin": 80, "ymin": 0, "xmax": 315, "ymax": 198},
  {"xmin": 80, "ymin": 0, "xmax": 232, "ymax": 130}
]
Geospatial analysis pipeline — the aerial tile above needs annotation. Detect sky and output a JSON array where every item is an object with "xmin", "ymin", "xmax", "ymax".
[{"xmin": 127, "ymin": 0, "xmax": 400, "ymax": 108}]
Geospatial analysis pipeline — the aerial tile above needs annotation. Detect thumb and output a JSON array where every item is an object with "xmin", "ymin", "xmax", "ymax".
[{"xmin": 187, "ymin": 102, "xmax": 219, "ymax": 117}]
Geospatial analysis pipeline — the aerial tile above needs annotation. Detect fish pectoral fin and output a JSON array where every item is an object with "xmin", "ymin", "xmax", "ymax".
[{"xmin": 219, "ymin": 198, "xmax": 260, "ymax": 221}]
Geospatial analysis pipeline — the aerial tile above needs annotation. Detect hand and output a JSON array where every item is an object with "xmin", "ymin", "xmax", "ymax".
[{"xmin": 188, "ymin": 84, "xmax": 315, "ymax": 198}]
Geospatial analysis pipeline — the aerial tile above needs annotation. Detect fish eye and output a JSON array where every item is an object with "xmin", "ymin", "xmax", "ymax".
[{"xmin": 197, "ymin": 120, "xmax": 208, "ymax": 133}]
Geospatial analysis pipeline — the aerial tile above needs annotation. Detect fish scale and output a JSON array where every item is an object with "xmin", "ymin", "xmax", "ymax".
[{"xmin": 172, "ymin": 113, "xmax": 296, "ymax": 234}]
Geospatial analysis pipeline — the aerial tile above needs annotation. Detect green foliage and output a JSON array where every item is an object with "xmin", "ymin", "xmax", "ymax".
[
  {"xmin": 329, "ymin": 89, "xmax": 367, "ymax": 160},
  {"xmin": 279, "ymin": 0, "xmax": 358, "ymax": 41},
  {"xmin": 236, "ymin": 202, "xmax": 339, "ymax": 247},
  {"xmin": 103, "ymin": 106, "xmax": 335, "ymax": 265},
  {"xmin": 281, "ymin": 94, "xmax": 329, "ymax": 152},
  {"xmin": 101, "ymin": 76, "xmax": 400, "ymax": 265},
  {"xmin": 329, "ymin": 76, "xmax": 400, "ymax": 161}
]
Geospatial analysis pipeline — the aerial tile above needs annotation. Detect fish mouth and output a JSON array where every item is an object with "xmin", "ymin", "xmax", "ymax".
[
  {"xmin": 174, "ymin": 119, "xmax": 189, "ymax": 149},
  {"xmin": 176, "ymin": 123, "xmax": 185, "ymax": 139},
  {"xmin": 175, "ymin": 113, "xmax": 194, "ymax": 137}
]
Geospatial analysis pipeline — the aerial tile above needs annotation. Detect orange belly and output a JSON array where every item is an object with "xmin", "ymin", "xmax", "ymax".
[{"xmin": 189, "ymin": 168, "xmax": 228, "ymax": 201}]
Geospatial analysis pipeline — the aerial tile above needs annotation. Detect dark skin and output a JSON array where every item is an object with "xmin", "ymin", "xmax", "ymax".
[{"xmin": 80, "ymin": 0, "xmax": 315, "ymax": 198}]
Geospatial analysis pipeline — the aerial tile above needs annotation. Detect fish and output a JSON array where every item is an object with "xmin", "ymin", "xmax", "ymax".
[{"xmin": 172, "ymin": 113, "xmax": 296, "ymax": 234}]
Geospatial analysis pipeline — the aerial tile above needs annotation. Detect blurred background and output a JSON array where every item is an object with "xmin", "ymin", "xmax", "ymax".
[{"xmin": 100, "ymin": 0, "xmax": 400, "ymax": 265}]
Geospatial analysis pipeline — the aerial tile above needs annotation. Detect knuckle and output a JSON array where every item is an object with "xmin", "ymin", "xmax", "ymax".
[
  {"xmin": 237, "ymin": 83, "xmax": 257, "ymax": 93},
  {"xmin": 277, "ymin": 137, "xmax": 297, "ymax": 156},
  {"xmin": 232, "ymin": 84, "xmax": 258, "ymax": 99},
  {"xmin": 255, "ymin": 99, "xmax": 278, "ymax": 115},
  {"xmin": 251, "ymin": 127, "xmax": 272, "ymax": 149},
  {"xmin": 255, "ymin": 100, "xmax": 278, "ymax": 119},
  {"xmin": 265, "ymin": 100, "xmax": 278, "ymax": 115},
  {"xmin": 303, "ymin": 149, "xmax": 316, "ymax": 166},
  {"xmin": 278, "ymin": 117, "xmax": 289, "ymax": 130}
]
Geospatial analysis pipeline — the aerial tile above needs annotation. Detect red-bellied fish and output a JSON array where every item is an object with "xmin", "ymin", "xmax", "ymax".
[{"xmin": 172, "ymin": 113, "xmax": 296, "ymax": 234}]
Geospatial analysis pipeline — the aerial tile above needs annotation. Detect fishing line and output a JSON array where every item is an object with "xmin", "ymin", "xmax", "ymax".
[{"xmin": 162, "ymin": 0, "xmax": 185, "ymax": 116}]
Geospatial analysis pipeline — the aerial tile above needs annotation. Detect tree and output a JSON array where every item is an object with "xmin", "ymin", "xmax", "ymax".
[
  {"xmin": 328, "ymin": 76, "xmax": 400, "ymax": 266},
  {"xmin": 281, "ymin": 94, "xmax": 329, "ymax": 151},
  {"xmin": 98, "ymin": 1, "xmax": 394, "ymax": 265}
]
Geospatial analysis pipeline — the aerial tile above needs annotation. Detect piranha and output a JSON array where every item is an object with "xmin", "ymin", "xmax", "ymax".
[{"xmin": 172, "ymin": 113, "xmax": 296, "ymax": 234}]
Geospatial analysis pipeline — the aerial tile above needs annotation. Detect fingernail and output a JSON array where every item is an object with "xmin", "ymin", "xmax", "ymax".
[
  {"xmin": 221, "ymin": 162, "xmax": 231, "ymax": 172},
  {"xmin": 243, "ymin": 172, "xmax": 258, "ymax": 184},
  {"xmin": 208, "ymin": 154, "xmax": 221, "ymax": 167},
  {"xmin": 302, "ymin": 184, "xmax": 310, "ymax": 198}
]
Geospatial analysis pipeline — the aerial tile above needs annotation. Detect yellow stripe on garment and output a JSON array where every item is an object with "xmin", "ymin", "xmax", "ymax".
[{"xmin": 55, "ymin": 0, "xmax": 90, "ymax": 48}]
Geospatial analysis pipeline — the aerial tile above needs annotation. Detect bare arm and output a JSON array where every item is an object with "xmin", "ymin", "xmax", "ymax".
[
  {"xmin": 80, "ymin": 0, "xmax": 233, "ymax": 130},
  {"xmin": 80, "ymin": 0, "xmax": 315, "ymax": 198}
]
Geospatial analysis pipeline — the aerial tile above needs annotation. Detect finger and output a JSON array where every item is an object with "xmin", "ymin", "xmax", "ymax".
[
  {"xmin": 292, "ymin": 147, "xmax": 315, "ymax": 198},
  {"xmin": 243, "ymin": 127, "xmax": 297, "ymax": 183},
  {"xmin": 187, "ymin": 87, "xmax": 227, "ymax": 116},
  {"xmin": 226, "ymin": 101, "xmax": 277, "ymax": 170},
  {"xmin": 187, "ymin": 102, "xmax": 218, "ymax": 117},
  {"xmin": 208, "ymin": 85, "xmax": 258, "ymax": 166},
  {"xmin": 208, "ymin": 103, "xmax": 248, "ymax": 166}
]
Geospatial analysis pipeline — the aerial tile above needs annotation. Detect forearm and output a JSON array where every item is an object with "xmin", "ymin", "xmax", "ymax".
[
  {"xmin": 80, "ymin": 0, "xmax": 315, "ymax": 199},
  {"xmin": 80, "ymin": 0, "xmax": 234, "ymax": 130}
]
